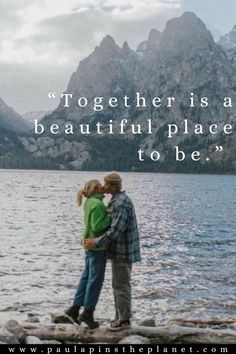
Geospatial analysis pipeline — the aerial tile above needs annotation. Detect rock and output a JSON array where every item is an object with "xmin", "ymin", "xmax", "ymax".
[
  {"xmin": 41, "ymin": 340, "xmax": 62, "ymax": 344},
  {"xmin": 21, "ymin": 322, "xmax": 236, "ymax": 344},
  {"xmin": 24, "ymin": 313, "xmax": 51, "ymax": 324},
  {"xmin": 26, "ymin": 314, "xmax": 40, "ymax": 323},
  {"xmin": 5, "ymin": 320, "xmax": 27, "ymax": 343},
  {"xmin": 119, "ymin": 335, "xmax": 151, "ymax": 344},
  {"xmin": 25, "ymin": 336, "xmax": 43, "ymax": 344},
  {"xmin": 0, "ymin": 327, "xmax": 20, "ymax": 344},
  {"xmin": 26, "ymin": 317, "xmax": 40, "ymax": 323},
  {"xmin": 50, "ymin": 313, "xmax": 74, "ymax": 324},
  {"xmin": 138, "ymin": 319, "xmax": 156, "ymax": 327}
]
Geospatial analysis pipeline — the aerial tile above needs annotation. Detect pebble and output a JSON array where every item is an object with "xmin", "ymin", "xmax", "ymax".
[
  {"xmin": 0, "ymin": 327, "xmax": 20, "ymax": 344},
  {"xmin": 119, "ymin": 335, "xmax": 151, "ymax": 344}
]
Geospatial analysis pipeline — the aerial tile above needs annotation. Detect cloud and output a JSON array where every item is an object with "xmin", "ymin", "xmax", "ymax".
[
  {"xmin": 0, "ymin": 0, "xmax": 31, "ymax": 39},
  {"xmin": 1, "ymin": 0, "xmax": 236, "ymax": 113},
  {"xmin": 0, "ymin": 0, "xmax": 183, "ymax": 114},
  {"xmin": 0, "ymin": 0, "xmax": 181, "ymax": 63},
  {"xmin": 9, "ymin": 3, "xmax": 181, "ymax": 64}
]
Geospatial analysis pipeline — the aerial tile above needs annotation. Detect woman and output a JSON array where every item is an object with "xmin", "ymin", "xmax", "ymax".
[{"xmin": 65, "ymin": 179, "xmax": 112, "ymax": 329}]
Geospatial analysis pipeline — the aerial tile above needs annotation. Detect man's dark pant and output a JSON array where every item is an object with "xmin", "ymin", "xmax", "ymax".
[
  {"xmin": 74, "ymin": 250, "xmax": 106, "ymax": 311},
  {"xmin": 111, "ymin": 260, "xmax": 132, "ymax": 321}
]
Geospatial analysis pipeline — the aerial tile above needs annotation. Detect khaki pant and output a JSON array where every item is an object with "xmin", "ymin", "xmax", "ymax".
[{"xmin": 111, "ymin": 260, "xmax": 132, "ymax": 321}]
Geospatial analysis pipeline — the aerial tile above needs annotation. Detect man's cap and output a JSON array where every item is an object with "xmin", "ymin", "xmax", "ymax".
[{"xmin": 104, "ymin": 172, "xmax": 122, "ymax": 185}]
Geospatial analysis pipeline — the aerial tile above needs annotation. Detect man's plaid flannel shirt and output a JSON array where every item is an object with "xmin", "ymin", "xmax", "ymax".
[{"xmin": 95, "ymin": 191, "xmax": 141, "ymax": 263}]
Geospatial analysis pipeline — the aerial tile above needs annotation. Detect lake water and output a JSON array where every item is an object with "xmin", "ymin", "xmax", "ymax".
[{"xmin": 0, "ymin": 170, "xmax": 235, "ymax": 326}]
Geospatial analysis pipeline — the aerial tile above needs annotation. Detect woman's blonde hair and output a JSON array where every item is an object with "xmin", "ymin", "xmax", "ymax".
[{"xmin": 76, "ymin": 179, "xmax": 101, "ymax": 207}]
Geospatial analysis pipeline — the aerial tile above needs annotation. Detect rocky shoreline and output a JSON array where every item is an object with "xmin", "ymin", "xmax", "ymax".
[{"xmin": 0, "ymin": 314, "xmax": 236, "ymax": 345}]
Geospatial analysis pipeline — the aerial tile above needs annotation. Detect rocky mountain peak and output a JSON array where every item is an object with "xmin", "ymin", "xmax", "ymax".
[
  {"xmin": 159, "ymin": 11, "xmax": 214, "ymax": 53},
  {"xmin": 136, "ymin": 28, "xmax": 161, "ymax": 54},
  {"xmin": 148, "ymin": 28, "xmax": 161, "ymax": 44},
  {"xmin": 99, "ymin": 34, "xmax": 117, "ymax": 49},
  {"xmin": 179, "ymin": 11, "xmax": 198, "ymax": 22},
  {"xmin": 92, "ymin": 34, "xmax": 120, "ymax": 60},
  {"xmin": 121, "ymin": 41, "xmax": 131, "ymax": 55},
  {"xmin": 57, "ymin": 32, "xmax": 136, "ymax": 117},
  {"xmin": 136, "ymin": 41, "xmax": 147, "ymax": 54},
  {"xmin": 218, "ymin": 25, "xmax": 236, "ymax": 50}
]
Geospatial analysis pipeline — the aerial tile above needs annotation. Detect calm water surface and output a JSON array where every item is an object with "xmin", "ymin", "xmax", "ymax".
[{"xmin": 0, "ymin": 170, "xmax": 235, "ymax": 325}]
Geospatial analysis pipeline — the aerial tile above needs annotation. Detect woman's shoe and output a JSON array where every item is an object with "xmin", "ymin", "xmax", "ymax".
[
  {"xmin": 79, "ymin": 310, "xmax": 99, "ymax": 329},
  {"xmin": 65, "ymin": 305, "xmax": 81, "ymax": 324}
]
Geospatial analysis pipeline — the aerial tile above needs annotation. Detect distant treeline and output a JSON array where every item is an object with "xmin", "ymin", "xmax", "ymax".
[
  {"xmin": 0, "ymin": 156, "xmax": 60, "ymax": 170},
  {"xmin": 0, "ymin": 153, "xmax": 235, "ymax": 174},
  {"xmin": 0, "ymin": 129, "xmax": 235, "ymax": 174}
]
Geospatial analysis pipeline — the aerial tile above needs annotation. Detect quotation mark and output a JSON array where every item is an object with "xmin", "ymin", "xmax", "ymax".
[
  {"xmin": 206, "ymin": 146, "xmax": 223, "ymax": 161},
  {"xmin": 48, "ymin": 92, "xmax": 56, "ymax": 98}
]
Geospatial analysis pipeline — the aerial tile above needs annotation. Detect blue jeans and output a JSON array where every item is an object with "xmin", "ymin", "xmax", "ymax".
[{"xmin": 73, "ymin": 250, "xmax": 107, "ymax": 311}]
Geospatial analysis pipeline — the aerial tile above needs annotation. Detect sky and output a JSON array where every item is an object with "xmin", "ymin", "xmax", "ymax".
[{"xmin": 0, "ymin": 0, "xmax": 236, "ymax": 114}]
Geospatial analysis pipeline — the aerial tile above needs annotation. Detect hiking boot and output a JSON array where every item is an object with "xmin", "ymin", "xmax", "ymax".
[
  {"xmin": 65, "ymin": 305, "xmax": 81, "ymax": 324},
  {"xmin": 79, "ymin": 309, "xmax": 99, "ymax": 329},
  {"xmin": 107, "ymin": 319, "xmax": 131, "ymax": 331}
]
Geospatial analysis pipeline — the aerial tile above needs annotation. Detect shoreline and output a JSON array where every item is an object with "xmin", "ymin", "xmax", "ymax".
[{"xmin": 1, "ymin": 314, "xmax": 236, "ymax": 345}]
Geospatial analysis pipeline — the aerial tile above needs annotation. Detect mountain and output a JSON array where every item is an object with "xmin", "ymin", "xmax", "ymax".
[
  {"xmin": 22, "ymin": 33, "xmax": 139, "ymax": 170},
  {"xmin": 22, "ymin": 110, "xmax": 52, "ymax": 127},
  {"xmin": 50, "ymin": 34, "xmax": 138, "ymax": 124},
  {"xmin": 6, "ymin": 12, "xmax": 236, "ymax": 173},
  {"xmin": 135, "ymin": 12, "xmax": 236, "ymax": 157},
  {"xmin": 218, "ymin": 25, "xmax": 236, "ymax": 66},
  {"xmin": 137, "ymin": 28, "xmax": 161, "ymax": 54},
  {"xmin": 139, "ymin": 12, "xmax": 234, "ymax": 93},
  {"xmin": 0, "ymin": 125, "xmax": 61, "ymax": 170},
  {"xmin": 0, "ymin": 97, "xmax": 32, "ymax": 168},
  {"xmin": 0, "ymin": 97, "xmax": 31, "ymax": 133},
  {"xmin": 218, "ymin": 25, "xmax": 236, "ymax": 50},
  {"xmin": 0, "ymin": 100, "xmax": 57, "ymax": 170}
]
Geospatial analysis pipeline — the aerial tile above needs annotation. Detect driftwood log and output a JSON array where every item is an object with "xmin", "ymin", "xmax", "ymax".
[
  {"xmin": 169, "ymin": 318, "xmax": 236, "ymax": 326},
  {"xmin": 21, "ymin": 322, "xmax": 236, "ymax": 344}
]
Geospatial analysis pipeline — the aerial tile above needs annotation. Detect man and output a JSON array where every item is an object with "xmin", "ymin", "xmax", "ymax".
[{"xmin": 84, "ymin": 172, "xmax": 141, "ymax": 331}]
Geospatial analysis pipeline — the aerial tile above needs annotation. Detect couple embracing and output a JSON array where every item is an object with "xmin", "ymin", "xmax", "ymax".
[{"xmin": 65, "ymin": 172, "xmax": 141, "ymax": 331}]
